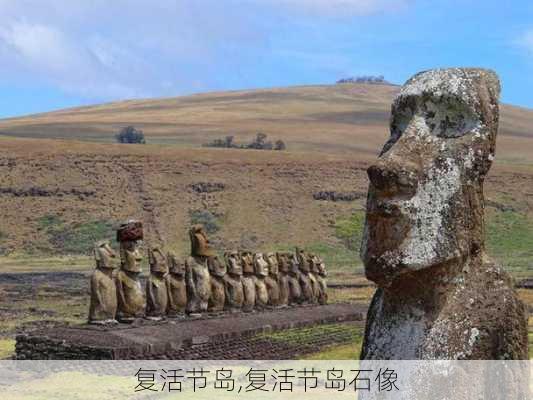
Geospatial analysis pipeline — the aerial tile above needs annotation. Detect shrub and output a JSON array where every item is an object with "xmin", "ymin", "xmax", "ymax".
[
  {"xmin": 115, "ymin": 126, "xmax": 146, "ymax": 144},
  {"xmin": 274, "ymin": 140, "xmax": 286, "ymax": 151},
  {"xmin": 189, "ymin": 210, "xmax": 220, "ymax": 234}
]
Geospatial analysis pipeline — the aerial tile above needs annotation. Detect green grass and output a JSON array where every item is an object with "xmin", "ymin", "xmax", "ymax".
[
  {"xmin": 301, "ymin": 339, "xmax": 363, "ymax": 360},
  {"xmin": 189, "ymin": 210, "xmax": 221, "ymax": 234},
  {"xmin": 0, "ymin": 338, "xmax": 15, "ymax": 359},
  {"xmin": 257, "ymin": 323, "xmax": 360, "ymax": 346},
  {"xmin": 37, "ymin": 214, "xmax": 117, "ymax": 255},
  {"xmin": 334, "ymin": 210, "xmax": 365, "ymax": 252},
  {"xmin": 529, "ymin": 333, "xmax": 533, "ymax": 360},
  {"xmin": 486, "ymin": 210, "xmax": 533, "ymax": 278}
]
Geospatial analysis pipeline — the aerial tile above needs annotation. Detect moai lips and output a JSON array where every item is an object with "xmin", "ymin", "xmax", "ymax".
[
  {"xmin": 88, "ymin": 240, "xmax": 118, "ymax": 324},
  {"xmin": 360, "ymin": 68, "xmax": 528, "ymax": 360}
]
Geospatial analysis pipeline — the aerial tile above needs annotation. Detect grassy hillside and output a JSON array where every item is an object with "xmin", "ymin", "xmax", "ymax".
[{"xmin": 0, "ymin": 83, "xmax": 532, "ymax": 279}]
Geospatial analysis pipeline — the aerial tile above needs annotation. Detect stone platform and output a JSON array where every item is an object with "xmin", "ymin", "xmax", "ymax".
[{"xmin": 16, "ymin": 303, "xmax": 366, "ymax": 360}]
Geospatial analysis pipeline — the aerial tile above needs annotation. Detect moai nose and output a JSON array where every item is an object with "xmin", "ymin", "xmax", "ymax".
[{"xmin": 367, "ymin": 157, "xmax": 419, "ymax": 197}]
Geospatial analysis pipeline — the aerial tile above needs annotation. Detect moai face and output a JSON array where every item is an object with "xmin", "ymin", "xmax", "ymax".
[
  {"xmin": 208, "ymin": 255, "xmax": 227, "ymax": 278},
  {"xmin": 307, "ymin": 253, "xmax": 319, "ymax": 274},
  {"xmin": 94, "ymin": 240, "xmax": 117, "ymax": 270},
  {"xmin": 253, "ymin": 253, "xmax": 269, "ymax": 278},
  {"xmin": 296, "ymin": 248, "xmax": 310, "ymax": 273},
  {"xmin": 289, "ymin": 253, "xmax": 300, "ymax": 275},
  {"xmin": 361, "ymin": 68, "xmax": 500, "ymax": 286},
  {"xmin": 315, "ymin": 256, "xmax": 327, "ymax": 277},
  {"xmin": 225, "ymin": 250, "xmax": 243, "ymax": 276},
  {"xmin": 168, "ymin": 252, "xmax": 185, "ymax": 277},
  {"xmin": 266, "ymin": 252, "xmax": 279, "ymax": 276},
  {"xmin": 240, "ymin": 251, "xmax": 254, "ymax": 275},
  {"xmin": 276, "ymin": 252, "xmax": 290, "ymax": 274},
  {"xmin": 189, "ymin": 224, "xmax": 215, "ymax": 258},
  {"xmin": 148, "ymin": 247, "xmax": 169, "ymax": 275},
  {"xmin": 120, "ymin": 240, "xmax": 143, "ymax": 273}
]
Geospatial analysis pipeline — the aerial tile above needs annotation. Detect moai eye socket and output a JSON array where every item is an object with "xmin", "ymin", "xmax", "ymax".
[{"xmin": 422, "ymin": 98, "xmax": 480, "ymax": 139}]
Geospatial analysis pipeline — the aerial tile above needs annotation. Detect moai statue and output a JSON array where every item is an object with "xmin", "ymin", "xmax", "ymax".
[
  {"xmin": 314, "ymin": 255, "xmax": 328, "ymax": 305},
  {"xmin": 360, "ymin": 68, "xmax": 528, "ymax": 360},
  {"xmin": 307, "ymin": 253, "xmax": 322, "ymax": 301},
  {"xmin": 88, "ymin": 240, "xmax": 118, "ymax": 324},
  {"xmin": 296, "ymin": 247, "xmax": 316, "ymax": 304},
  {"xmin": 167, "ymin": 252, "xmax": 187, "ymax": 317},
  {"xmin": 287, "ymin": 252, "xmax": 303, "ymax": 305},
  {"xmin": 223, "ymin": 250, "xmax": 244, "ymax": 312},
  {"xmin": 276, "ymin": 252, "xmax": 290, "ymax": 307},
  {"xmin": 185, "ymin": 225, "xmax": 212, "ymax": 316},
  {"xmin": 208, "ymin": 255, "xmax": 226, "ymax": 313},
  {"xmin": 253, "ymin": 253, "xmax": 270, "ymax": 309},
  {"xmin": 115, "ymin": 220, "xmax": 145, "ymax": 322},
  {"xmin": 145, "ymin": 246, "xmax": 169, "ymax": 321},
  {"xmin": 264, "ymin": 252, "xmax": 281, "ymax": 307},
  {"xmin": 240, "ymin": 250, "xmax": 256, "ymax": 312}
]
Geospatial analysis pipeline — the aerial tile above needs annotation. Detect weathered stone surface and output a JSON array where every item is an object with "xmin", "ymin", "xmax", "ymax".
[
  {"xmin": 296, "ymin": 247, "xmax": 316, "ymax": 304},
  {"xmin": 167, "ymin": 252, "xmax": 187, "ymax": 316},
  {"xmin": 276, "ymin": 252, "xmax": 290, "ymax": 306},
  {"xmin": 145, "ymin": 247, "xmax": 169, "ymax": 320},
  {"xmin": 223, "ymin": 250, "xmax": 244, "ymax": 311},
  {"xmin": 309, "ymin": 253, "xmax": 328, "ymax": 305},
  {"xmin": 253, "ymin": 253, "xmax": 269, "ymax": 309},
  {"xmin": 186, "ymin": 225, "xmax": 212, "ymax": 314},
  {"xmin": 208, "ymin": 255, "xmax": 226, "ymax": 312},
  {"xmin": 116, "ymin": 221, "xmax": 144, "ymax": 322},
  {"xmin": 240, "ymin": 251, "xmax": 256, "ymax": 312},
  {"xmin": 287, "ymin": 253, "xmax": 303, "ymax": 305},
  {"xmin": 17, "ymin": 303, "xmax": 365, "ymax": 360},
  {"xmin": 88, "ymin": 240, "xmax": 118, "ymax": 324},
  {"xmin": 265, "ymin": 252, "xmax": 281, "ymax": 306},
  {"xmin": 360, "ymin": 68, "xmax": 528, "ymax": 360}
]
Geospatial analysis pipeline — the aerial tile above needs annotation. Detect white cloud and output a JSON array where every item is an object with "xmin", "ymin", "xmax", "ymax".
[
  {"xmin": 516, "ymin": 29, "xmax": 533, "ymax": 55},
  {"xmin": 0, "ymin": 0, "xmax": 411, "ymax": 101}
]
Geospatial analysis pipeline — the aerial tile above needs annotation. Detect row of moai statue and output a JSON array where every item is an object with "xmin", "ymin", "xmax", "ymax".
[{"xmin": 89, "ymin": 222, "xmax": 328, "ymax": 324}]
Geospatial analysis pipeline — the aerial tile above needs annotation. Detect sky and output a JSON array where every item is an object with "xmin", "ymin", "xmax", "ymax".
[{"xmin": 0, "ymin": 0, "xmax": 533, "ymax": 118}]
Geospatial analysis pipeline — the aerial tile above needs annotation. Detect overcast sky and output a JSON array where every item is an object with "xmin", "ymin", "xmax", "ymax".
[{"xmin": 0, "ymin": 0, "xmax": 532, "ymax": 117}]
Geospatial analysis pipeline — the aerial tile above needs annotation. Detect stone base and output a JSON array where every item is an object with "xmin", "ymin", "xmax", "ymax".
[{"xmin": 15, "ymin": 303, "xmax": 365, "ymax": 360}]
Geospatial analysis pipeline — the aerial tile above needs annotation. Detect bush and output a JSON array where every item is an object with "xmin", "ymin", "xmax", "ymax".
[
  {"xmin": 274, "ymin": 140, "xmax": 286, "ymax": 151},
  {"xmin": 115, "ymin": 126, "xmax": 146, "ymax": 144},
  {"xmin": 189, "ymin": 210, "xmax": 220, "ymax": 234},
  {"xmin": 203, "ymin": 133, "xmax": 286, "ymax": 151}
]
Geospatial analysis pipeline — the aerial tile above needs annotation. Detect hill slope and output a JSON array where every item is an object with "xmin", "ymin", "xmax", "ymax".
[
  {"xmin": 1, "ymin": 83, "xmax": 533, "ymax": 163},
  {"xmin": 0, "ymin": 84, "xmax": 532, "ymax": 278}
]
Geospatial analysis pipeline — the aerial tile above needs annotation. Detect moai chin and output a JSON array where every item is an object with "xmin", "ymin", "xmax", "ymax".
[
  {"xmin": 208, "ymin": 255, "xmax": 226, "ymax": 313},
  {"xmin": 264, "ymin": 252, "xmax": 281, "ymax": 307},
  {"xmin": 296, "ymin": 248, "xmax": 315, "ymax": 304},
  {"xmin": 223, "ymin": 250, "xmax": 244, "ymax": 312},
  {"xmin": 88, "ymin": 240, "xmax": 118, "ymax": 324},
  {"xmin": 287, "ymin": 252, "xmax": 303, "ymax": 305},
  {"xmin": 145, "ymin": 246, "xmax": 169, "ymax": 321},
  {"xmin": 360, "ymin": 68, "xmax": 528, "ymax": 360},
  {"xmin": 276, "ymin": 252, "xmax": 290, "ymax": 307},
  {"xmin": 240, "ymin": 250, "xmax": 256, "ymax": 312},
  {"xmin": 185, "ymin": 225, "xmax": 213, "ymax": 316},
  {"xmin": 167, "ymin": 252, "xmax": 187, "ymax": 317},
  {"xmin": 115, "ymin": 220, "xmax": 145, "ymax": 323},
  {"xmin": 253, "ymin": 253, "xmax": 270, "ymax": 309}
]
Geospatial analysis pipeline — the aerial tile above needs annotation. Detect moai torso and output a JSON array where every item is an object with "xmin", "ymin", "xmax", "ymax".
[
  {"xmin": 264, "ymin": 252, "xmax": 281, "ymax": 306},
  {"xmin": 253, "ymin": 253, "xmax": 269, "ymax": 309},
  {"xmin": 208, "ymin": 255, "xmax": 226, "ymax": 313},
  {"xmin": 314, "ymin": 256, "xmax": 328, "ymax": 305},
  {"xmin": 145, "ymin": 247, "xmax": 169, "ymax": 320},
  {"xmin": 360, "ymin": 68, "xmax": 528, "ymax": 360},
  {"xmin": 116, "ymin": 221, "xmax": 145, "ymax": 322},
  {"xmin": 296, "ymin": 248, "xmax": 316, "ymax": 304},
  {"xmin": 167, "ymin": 253, "xmax": 187, "ymax": 316},
  {"xmin": 287, "ymin": 254, "xmax": 303, "ymax": 305},
  {"xmin": 88, "ymin": 241, "xmax": 118, "ymax": 324},
  {"xmin": 276, "ymin": 253, "xmax": 290, "ymax": 307},
  {"xmin": 223, "ymin": 251, "xmax": 244, "ymax": 311},
  {"xmin": 240, "ymin": 251, "xmax": 256, "ymax": 312},
  {"xmin": 185, "ymin": 225, "xmax": 213, "ymax": 315}
]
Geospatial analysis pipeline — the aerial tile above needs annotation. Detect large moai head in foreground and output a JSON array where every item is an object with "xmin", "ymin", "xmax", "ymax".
[{"xmin": 361, "ymin": 68, "xmax": 500, "ymax": 286}]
